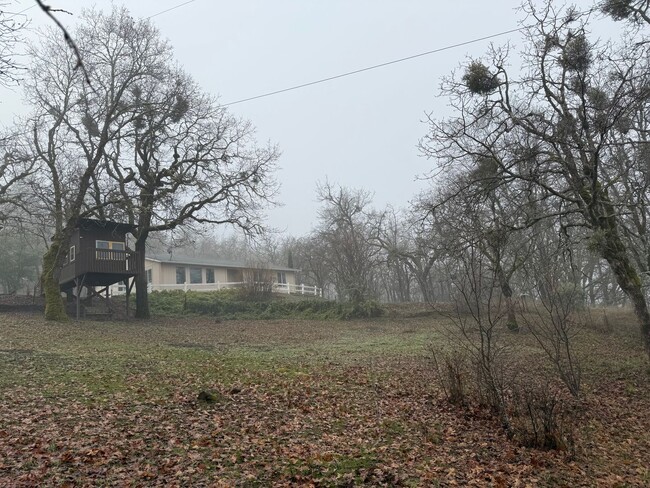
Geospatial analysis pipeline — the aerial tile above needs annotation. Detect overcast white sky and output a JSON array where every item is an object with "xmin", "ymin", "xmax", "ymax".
[{"xmin": 0, "ymin": 1, "xmax": 614, "ymax": 236}]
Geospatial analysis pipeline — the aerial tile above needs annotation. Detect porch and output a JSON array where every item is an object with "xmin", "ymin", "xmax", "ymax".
[{"xmin": 59, "ymin": 248, "xmax": 140, "ymax": 290}]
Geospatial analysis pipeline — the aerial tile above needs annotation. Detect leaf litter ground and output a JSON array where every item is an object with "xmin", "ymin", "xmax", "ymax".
[{"xmin": 0, "ymin": 310, "xmax": 648, "ymax": 486}]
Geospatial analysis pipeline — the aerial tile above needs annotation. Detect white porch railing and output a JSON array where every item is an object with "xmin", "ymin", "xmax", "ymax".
[{"xmin": 145, "ymin": 281, "xmax": 323, "ymax": 297}]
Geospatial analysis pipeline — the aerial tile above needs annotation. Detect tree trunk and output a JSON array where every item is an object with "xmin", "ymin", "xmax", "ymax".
[
  {"xmin": 600, "ymin": 230, "xmax": 650, "ymax": 354},
  {"xmin": 134, "ymin": 236, "xmax": 150, "ymax": 319},
  {"xmin": 416, "ymin": 273, "xmax": 435, "ymax": 304},
  {"xmin": 585, "ymin": 184, "xmax": 650, "ymax": 354},
  {"xmin": 42, "ymin": 241, "xmax": 68, "ymax": 321},
  {"xmin": 496, "ymin": 265, "xmax": 519, "ymax": 332}
]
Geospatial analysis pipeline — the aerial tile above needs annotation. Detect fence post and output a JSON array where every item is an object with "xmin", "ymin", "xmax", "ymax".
[
  {"xmin": 184, "ymin": 281, "xmax": 188, "ymax": 292},
  {"xmin": 301, "ymin": 283, "xmax": 305, "ymax": 295},
  {"xmin": 217, "ymin": 281, "xmax": 220, "ymax": 291}
]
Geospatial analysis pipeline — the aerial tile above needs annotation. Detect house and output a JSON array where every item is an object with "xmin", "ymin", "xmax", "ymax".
[
  {"xmin": 59, "ymin": 218, "xmax": 139, "ymax": 317},
  {"xmin": 114, "ymin": 253, "xmax": 321, "ymax": 297}
]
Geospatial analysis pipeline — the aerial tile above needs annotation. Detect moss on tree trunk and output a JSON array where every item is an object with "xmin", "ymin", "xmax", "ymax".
[
  {"xmin": 134, "ymin": 237, "xmax": 150, "ymax": 319},
  {"xmin": 496, "ymin": 265, "xmax": 519, "ymax": 332},
  {"xmin": 42, "ymin": 242, "xmax": 68, "ymax": 321},
  {"xmin": 599, "ymin": 229, "xmax": 650, "ymax": 355}
]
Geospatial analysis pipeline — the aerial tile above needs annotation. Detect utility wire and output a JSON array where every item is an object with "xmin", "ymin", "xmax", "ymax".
[
  {"xmin": 10, "ymin": 0, "xmax": 197, "ymax": 21},
  {"xmin": 9, "ymin": 1, "xmax": 520, "ymax": 108},
  {"xmin": 147, "ymin": 0, "xmax": 196, "ymax": 19},
  {"xmin": 222, "ymin": 27, "xmax": 523, "ymax": 107},
  {"xmin": 6, "ymin": 0, "xmax": 195, "ymax": 21},
  {"xmin": 6, "ymin": 4, "xmax": 36, "ymax": 18}
]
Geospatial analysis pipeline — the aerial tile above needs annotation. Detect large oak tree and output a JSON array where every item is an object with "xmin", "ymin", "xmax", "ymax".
[{"xmin": 22, "ymin": 6, "xmax": 278, "ymax": 319}]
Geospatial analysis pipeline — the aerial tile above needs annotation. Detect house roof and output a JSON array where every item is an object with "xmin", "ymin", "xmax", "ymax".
[{"xmin": 145, "ymin": 253, "xmax": 299, "ymax": 272}]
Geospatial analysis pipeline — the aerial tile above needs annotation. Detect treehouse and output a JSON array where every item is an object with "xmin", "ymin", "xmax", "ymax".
[{"xmin": 59, "ymin": 218, "xmax": 139, "ymax": 318}]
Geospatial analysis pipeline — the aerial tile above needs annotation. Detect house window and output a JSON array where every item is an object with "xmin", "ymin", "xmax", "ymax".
[
  {"xmin": 146, "ymin": 269, "xmax": 152, "ymax": 284},
  {"xmin": 227, "ymin": 268, "xmax": 243, "ymax": 283},
  {"xmin": 253, "ymin": 269, "xmax": 271, "ymax": 283},
  {"xmin": 206, "ymin": 269, "xmax": 215, "ymax": 284},
  {"xmin": 176, "ymin": 267, "xmax": 186, "ymax": 284},
  {"xmin": 190, "ymin": 267, "xmax": 202, "ymax": 284},
  {"xmin": 69, "ymin": 246, "xmax": 76, "ymax": 262},
  {"xmin": 277, "ymin": 271, "xmax": 286, "ymax": 284}
]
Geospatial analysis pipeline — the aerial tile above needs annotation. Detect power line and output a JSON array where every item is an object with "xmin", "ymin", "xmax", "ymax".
[
  {"xmin": 9, "ymin": 1, "xmax": 520, "ymax": 108},
  {"xmin": 6, "ymin": 0, "xmax": 196, "ymax": 23},
  {"xmin": 222, "ymin": 27, "xmax": 523, "ymax": 107},
  {"xmin": 6, "ymin": 4, "xmax": 36, "ymax": 18},
  {"xmin": 147, "ymin": 0, "xmax": 196, "ymax": 19}
]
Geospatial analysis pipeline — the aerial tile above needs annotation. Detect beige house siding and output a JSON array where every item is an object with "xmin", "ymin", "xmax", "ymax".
[
  {"xmin": 145, "ymin": 260, "xmax": 163, "ymax": 285},
  {"xmin": 110, "ymin": 258, "xmax": 308, "ymax": 296},
  {"xmin": 146, "ymin": 259, "xmax": 297, "ymax": 287}
]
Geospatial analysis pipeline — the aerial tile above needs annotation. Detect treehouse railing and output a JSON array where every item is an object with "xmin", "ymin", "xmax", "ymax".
[{"xmin": 59, "ymin": 248, "xmax": 139, "ymax": 284}]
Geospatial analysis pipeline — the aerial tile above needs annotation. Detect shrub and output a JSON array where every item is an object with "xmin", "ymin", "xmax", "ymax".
[
  {"xmin": 429, "ymin": 348, "xmax": 469, "ymax": 405},
  {"xmin": 338, "ymin": 300, "xmax": 383, "ymax": 320},
  {"xmin": 143, "ymin": 290, "xmax": 384, "ymax": 320},
  {"xmin": 511, "ymin": 381, "xmax": 573, "ymax": 451},
  {"xmin": 429, "ymin": 251, "xmax": 576, "ymax": 451}
]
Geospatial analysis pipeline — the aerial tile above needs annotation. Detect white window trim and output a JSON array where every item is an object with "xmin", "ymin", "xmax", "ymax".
[{"xmin": 69, "ymin": 245, "xmax": 76, "ymax": 262}]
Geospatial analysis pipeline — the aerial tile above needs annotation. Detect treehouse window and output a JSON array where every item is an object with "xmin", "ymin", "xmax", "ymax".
[
  {"xmin": 96, "ymin": 240, "xmax": 125, "ymax": 250},
  {"xmin": 69, "ymin": 246, "xmax": 76, "ymax": 262},
  {"xmin": 206, "ymin": 269, "xmax": 215, "ymax": 284},
  {"xmin": 96, "ymin": 240, "xmax": 125, "ymax": 259},
  {"xmin": 277, "ymin": 271, "xmax": 286, "ymax": 284},
  {"xmin": 146, "ymin": 269, "xmax": 152, "ymax": 284}
]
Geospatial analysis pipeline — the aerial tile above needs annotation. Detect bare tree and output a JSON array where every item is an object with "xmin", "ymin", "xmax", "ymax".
[
  {"xmin": 420, "ymin": 168, "xmax": 533, "ymax": 330},
  {"xmin": 34, "ymin": 0, "xmax": 91, "ymax": 84},
  {"xmin": 0, "ymin": 129, "xmax": 36, "ymax": 225},
  {"xmin": 520, "ymin": 249, "xmax": 584, "ymax": 398},
  {"xmin": 421, "ymin": 0, "xmax": 650, "ymax": 353},
  {"xmin": 101, "ymin": 66, "xmax": 279, "ymax": 318},
  {"xmin": 23, "ymin": 7, "xmax": 175, "ymax": 319},
  {"xmin": 293, "ymin": 235, "xmax": 332, "ymax": 296},
  {"xmin": 369, "ymin": 208, "xmax": 415, "ymax": 302},
  {"xmin": 315, "ymin": 182, "xmax": 380, "ymax": 303},
  {"xmin": 17, "ymin": 6, "xmax": 279, "ymax": 320},
  {"xmin": 0, "ymin": 1, "xmax": 27, "ymax": 87},
  {"xmin": 445, "ymin": 244, "xmax": 514, "ymax": 435},
  {"xmin": 0, "ymin": 224, "xmax": 41, "ymax": 293}
]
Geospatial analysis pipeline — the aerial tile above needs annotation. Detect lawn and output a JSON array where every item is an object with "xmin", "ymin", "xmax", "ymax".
[{"xmin": 0, "ymin": 308, "xmax": 648, "ymax": 486}]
